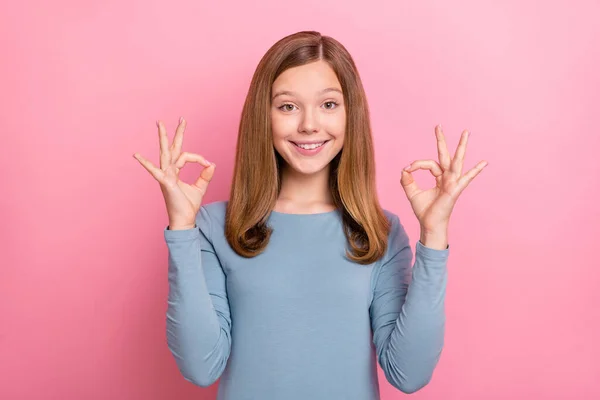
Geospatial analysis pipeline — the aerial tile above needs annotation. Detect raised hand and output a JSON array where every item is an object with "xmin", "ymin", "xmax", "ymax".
[
  {"xmin": 400, "ymin": 125, "xmax": 488, "ymax": 232},
  {"xmin": 133, "ymin": 117, "xmax": 216, "ymax": 230}
]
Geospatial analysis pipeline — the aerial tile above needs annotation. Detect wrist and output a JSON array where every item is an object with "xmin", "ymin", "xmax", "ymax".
[{"xmin": 419, "ymin": 227, "xmax": 449, "ymax": 250}]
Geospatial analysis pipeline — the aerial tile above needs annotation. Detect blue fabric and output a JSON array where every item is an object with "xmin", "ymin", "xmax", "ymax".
[{"xmin": 164, "ymin": 200, "xmax": 449, "ymax": 399}]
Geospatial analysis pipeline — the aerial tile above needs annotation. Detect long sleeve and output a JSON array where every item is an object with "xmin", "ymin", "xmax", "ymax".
[
  {"xmin": 163, "ymin": 205, "xmax": 232, "ymax": 387},
  {"xmin": 369, "ymin": 214, "xmax": 449, "ymax": 394}
]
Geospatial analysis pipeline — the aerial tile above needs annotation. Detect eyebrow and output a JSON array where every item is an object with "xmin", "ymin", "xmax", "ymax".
[{"xmin": 271, "ymin": 87, "xmax": 343, "ymax": 101}]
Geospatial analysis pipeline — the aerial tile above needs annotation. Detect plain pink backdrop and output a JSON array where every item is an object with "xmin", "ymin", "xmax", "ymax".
[{"xmin": 1, "ymin": 0, "xmax": 599, "ymax": 399}]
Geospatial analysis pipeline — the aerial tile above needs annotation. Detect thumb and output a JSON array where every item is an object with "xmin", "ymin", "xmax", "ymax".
[
  {"xmin": 194, "ymin": 163, "xmax": 216, "ymax": 188},
  {"xmin": 400, "ymin": 169, "xmax": 420, "ymax": 199}
]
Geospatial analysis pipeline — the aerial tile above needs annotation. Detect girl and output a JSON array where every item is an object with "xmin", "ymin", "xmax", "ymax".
[{"xmin": 134, "ymin": 30, "xmax": 487, "ymax": 400}]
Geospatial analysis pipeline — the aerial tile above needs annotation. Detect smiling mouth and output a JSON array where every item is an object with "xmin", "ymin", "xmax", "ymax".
[{"xmin": 290, "ymin": 140, "xmax": 330, "ymax": 149}]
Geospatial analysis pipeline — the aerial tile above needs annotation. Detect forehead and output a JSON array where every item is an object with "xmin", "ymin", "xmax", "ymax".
[{"xmin": 272, "ymin": 60, "xmax": 341, "ymax": 94}]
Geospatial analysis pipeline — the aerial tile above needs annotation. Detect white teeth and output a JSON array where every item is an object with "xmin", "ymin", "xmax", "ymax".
[{"xmin": 296, "ymin": 142, "xmax": 325, "ymax": 150}]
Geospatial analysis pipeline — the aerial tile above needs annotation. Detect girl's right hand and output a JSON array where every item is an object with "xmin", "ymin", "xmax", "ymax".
[{"xmin": 133, "ymin": 117, "xmax": 216, "ymax": 230}]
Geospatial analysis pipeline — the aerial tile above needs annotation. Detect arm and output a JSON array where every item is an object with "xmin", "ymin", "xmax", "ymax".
[
  {"xmin": 163, "ymin": 205, "xmax": 232, "ymax": 387},
  {"xmin": 369, "ymin": 214, "xmax": 449, "ymax": 394}
]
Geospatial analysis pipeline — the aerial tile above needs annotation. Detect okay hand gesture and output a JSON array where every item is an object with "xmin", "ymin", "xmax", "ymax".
[
  {"xmin": 133, "ymin": 118, "xmax": 216, "ymax": 230},
  {"xmin": 400, "ymin": 125, "xmax": 488, "ymax": 232}
]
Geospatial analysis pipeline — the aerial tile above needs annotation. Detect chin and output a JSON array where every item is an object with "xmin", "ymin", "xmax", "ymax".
[
  {"xmin": 289, "ymin": 163, "xmax": 329, "ymax": 175},
  {"xmin": 280, "ymin": 154, "xmax": 329, "ymax": 175}
]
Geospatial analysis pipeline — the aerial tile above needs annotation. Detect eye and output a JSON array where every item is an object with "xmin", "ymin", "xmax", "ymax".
[
  {"xmin": 323, "ymin": 101, "xmax": 339, "ymax": 110},
  {"xmin": 278, "ymin": 103, "xmax": 297, "ymax": 112}
]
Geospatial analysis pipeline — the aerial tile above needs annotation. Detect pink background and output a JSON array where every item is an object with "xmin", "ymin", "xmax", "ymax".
[{"xmin": 1, "ymin": 0, "xmax": 599, "ymax": 399}]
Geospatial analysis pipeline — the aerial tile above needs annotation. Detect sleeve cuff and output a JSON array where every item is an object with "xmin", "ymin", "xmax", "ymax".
[
  {"xmin": 163, "ymin": 224, "xmax": 199, "ymax": 242},
  {"xmin": 416, "ymin": 240, "xmax": 450, "ymax": 261}
]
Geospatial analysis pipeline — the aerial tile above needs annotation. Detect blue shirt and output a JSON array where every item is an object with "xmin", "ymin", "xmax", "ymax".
[{"xmin": 163, "ymin": 200, "xmax": 449, "ymax": 399}]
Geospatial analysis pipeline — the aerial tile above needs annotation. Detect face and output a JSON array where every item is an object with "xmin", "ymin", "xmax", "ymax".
[{"xmin": 270, "ymin": 60, "xmax": 346, "ymax": 175}]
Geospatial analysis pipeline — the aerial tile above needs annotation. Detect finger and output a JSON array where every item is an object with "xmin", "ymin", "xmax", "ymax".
[
  {"xmin": 456, "ymin": 160, "xmax": 488, "ymax": 192},
  {"xmin": 452, "ymin": 130, "xmax": 469, "ymax": 176},
  {"xmin": 404, "ymin": 159, "xmax": 444, "ymax": 189},
  {"xmin": 157, "ymin": 120, "xmax": 171, "ymax": 170},
  {"xmin": 194, "ymin": 162, "xmax": 216, "ymax": 187},
  {"xmin": 133, "ymin": 153, "xmax": 163, "ymax": 182},
  {"xmin": 436, "ymin": 125, "xmax": 452, "ymax": 171},
  {"xmin": 170, "ymin": 117, "xmax": 186, "ymax": 161},
  {"xmin": 401, "ymin": 159, "xmax": 442, "ymax": 198},
  {"xmin": 174, "ymin": 152, "xmax": 212, "ymax": 169},
  {"xmin": 400, "ymin": 168, "xmax": 421, "ymax": 200},
  {"xmin": 404, "ymin": 159, "xmax": 444, "ymax": 178}
]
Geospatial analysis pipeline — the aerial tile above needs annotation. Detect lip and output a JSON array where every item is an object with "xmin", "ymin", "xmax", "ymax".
[
  {"xmin": 290, "ymin": 140, "xmax": 329, "ymax": 145},
  {"xmin": 290, "ymin": 140, "xmax": 330, "ymax": 156}
]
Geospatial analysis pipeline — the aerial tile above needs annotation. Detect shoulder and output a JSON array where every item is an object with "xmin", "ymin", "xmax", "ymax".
[
  {"xmin": 380, "ymin": 208, "xmax": 411, "ymax": 261},
  {"xmin": 381, "ymin": 208, "xmax": 398, "ymax": 224},
  {"xmin": 195, "ymin": 200, "xmax": 228, "ymax": 240},
  {"xmin": 381, "ymin": 208, "xmax": 405, "ymax": 236},
  {"xmin": 200, "ymin": 200, "xmax": 228, "ymax": 219}
]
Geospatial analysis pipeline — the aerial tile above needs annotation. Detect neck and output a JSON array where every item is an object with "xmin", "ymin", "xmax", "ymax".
[{"xmin": 276, "ymin": 164, "xmax": 334, "ymax": 212}]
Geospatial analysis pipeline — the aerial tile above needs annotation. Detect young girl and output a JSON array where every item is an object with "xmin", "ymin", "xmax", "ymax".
[{"xmin": 134, "ymin": 30, "xmax": 487, "ymax": 400}]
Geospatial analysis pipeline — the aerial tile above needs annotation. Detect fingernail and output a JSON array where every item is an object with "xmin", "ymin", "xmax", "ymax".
[
  {"xmin": 404, "ymin": 164, "xmax": 411, "ymax": 170},
  {"xmin": 180, "ymin": 116, "xmax": 184, "ymax": 123}
]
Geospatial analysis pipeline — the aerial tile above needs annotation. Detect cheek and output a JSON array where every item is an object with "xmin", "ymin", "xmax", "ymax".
[
  {"xmin": 324, "ymin": 113, "xmax": 346, "ymax": 138},
  {"xmin": 271, "ymin": 113, "xmax": 297, "ymax": 139}
]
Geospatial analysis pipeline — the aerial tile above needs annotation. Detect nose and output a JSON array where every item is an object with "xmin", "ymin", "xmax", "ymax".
[{"xmin": 298, "ymin": 108, "xmax": 320, "ymax": 134}]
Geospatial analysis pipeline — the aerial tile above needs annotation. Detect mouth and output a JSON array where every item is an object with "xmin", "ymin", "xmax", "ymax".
[{"xmin": 289, "ymin": 140, "xmax": 330, "ymax": 155}]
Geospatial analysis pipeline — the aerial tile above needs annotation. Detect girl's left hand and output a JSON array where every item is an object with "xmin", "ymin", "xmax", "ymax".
[{"xmin": 400, "ymin": 125, "xmax": 488, "ymax": 232}]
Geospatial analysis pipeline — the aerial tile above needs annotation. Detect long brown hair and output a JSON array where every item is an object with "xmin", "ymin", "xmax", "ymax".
[{"xmin": 225, "ymin": 30, "xmax": 391, "ymax": 265}]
